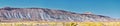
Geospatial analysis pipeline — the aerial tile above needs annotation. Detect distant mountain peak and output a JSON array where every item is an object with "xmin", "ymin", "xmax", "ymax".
[{"xmin": 83, "ymin": 12, "xmax": 92, "ymax": 14}]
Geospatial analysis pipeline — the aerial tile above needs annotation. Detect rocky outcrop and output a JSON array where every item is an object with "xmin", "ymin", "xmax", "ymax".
[{"xmin": 0, "ymin": 7, "xmax": 119, "ymax": 22}]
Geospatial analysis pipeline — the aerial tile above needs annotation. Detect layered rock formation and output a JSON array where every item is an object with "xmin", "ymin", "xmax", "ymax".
[{"xmin": 0, "ymin": 7, "xmax": 119, "ymax": 22}]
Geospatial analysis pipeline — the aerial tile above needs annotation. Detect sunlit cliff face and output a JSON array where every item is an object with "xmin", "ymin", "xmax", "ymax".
[{"xmin": 0, "ymin": 7, "xmax": 119, "ymax": 22}]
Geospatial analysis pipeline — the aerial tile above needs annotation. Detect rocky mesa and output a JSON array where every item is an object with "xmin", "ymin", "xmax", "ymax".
[{"xmin": 0, "ymin": 7, "xmax": 119, "ymax": 22}]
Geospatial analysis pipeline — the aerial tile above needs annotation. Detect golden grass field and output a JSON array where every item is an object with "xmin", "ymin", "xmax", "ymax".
[{"xmin": 0, "ymin": 22, "xmax": 120, "ymax": 26}]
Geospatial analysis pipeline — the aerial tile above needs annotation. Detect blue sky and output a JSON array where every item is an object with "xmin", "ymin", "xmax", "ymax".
[{"xmin": 0, "ymin": 0, "xmax": 120, "ymax": 18}]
